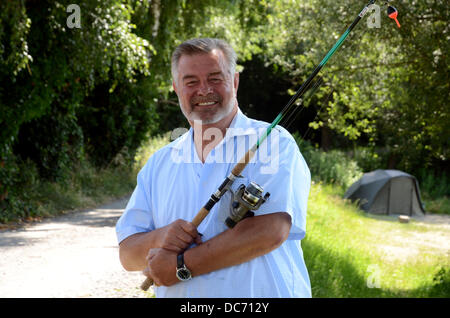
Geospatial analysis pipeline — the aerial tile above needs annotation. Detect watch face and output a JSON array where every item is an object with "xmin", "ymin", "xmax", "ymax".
[{"xmin": 176, "ymin": 267, "xmax": 192, "ymax": 281}]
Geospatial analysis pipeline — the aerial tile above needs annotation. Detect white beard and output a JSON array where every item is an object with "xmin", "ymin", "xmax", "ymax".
[{"xmin": 179, "ymin": 97, "xmax": 235, "ymax": 125}]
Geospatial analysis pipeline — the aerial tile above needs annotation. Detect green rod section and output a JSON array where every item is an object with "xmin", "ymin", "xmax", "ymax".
[
  {"xmin": 256, "ymin": 113, "xmax": 283, "ymax": 148},
  {"xmin": 319, "ymin": 29, "xmax": 351, "ymax": 67}
]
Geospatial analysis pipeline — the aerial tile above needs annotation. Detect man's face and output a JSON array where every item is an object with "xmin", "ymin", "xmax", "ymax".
[{"xmin": 173, "ymin": 49, "xmax": 239, "ymax": 125}]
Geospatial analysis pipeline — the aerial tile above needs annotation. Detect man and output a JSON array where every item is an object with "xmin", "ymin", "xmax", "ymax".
[{"xmin": 116, "ymin": 38, "xmax": 311, "ymax": 297}]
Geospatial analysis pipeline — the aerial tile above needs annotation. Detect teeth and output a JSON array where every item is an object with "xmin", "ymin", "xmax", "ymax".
[{"xmin": 198, "ymin": 101, "xmax": 216, "ymax": 106}]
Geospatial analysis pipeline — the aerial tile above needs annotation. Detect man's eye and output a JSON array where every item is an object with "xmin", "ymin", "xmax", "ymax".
[
  {"xmin": 210, "ymin": 78, "xmax": 222, "ymax": 83},
  {"xmin": 186, "ymin": 81, "xmax": 198, "ymax": 86}
]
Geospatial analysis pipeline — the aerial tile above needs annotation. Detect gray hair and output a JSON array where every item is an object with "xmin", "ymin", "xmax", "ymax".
[{"xmin": 171, "ymin": 38, "xmax": 237, "ymax": 82}]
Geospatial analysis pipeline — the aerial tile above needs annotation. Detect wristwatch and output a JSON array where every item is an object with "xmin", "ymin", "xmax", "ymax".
[{"xmin": 176, "ymin": 252, "xmax": 192, "ymax": 281}]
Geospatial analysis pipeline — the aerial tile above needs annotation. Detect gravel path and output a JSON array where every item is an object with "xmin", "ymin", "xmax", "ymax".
[{"xmin": 0, "ymin": 196, "xmax": 154, "ymax": 298}]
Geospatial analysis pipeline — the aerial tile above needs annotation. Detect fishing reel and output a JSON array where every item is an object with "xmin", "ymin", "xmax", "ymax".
[{"xmin": 225, "ymin": 182, "xmax": 270, "ymax": 228}]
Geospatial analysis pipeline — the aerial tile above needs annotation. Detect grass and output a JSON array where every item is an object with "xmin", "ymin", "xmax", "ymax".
[
  {"xmin": 14, "ymin": 162, "xmax": 137, "ymax": 224},
  {"xmin": 133, "ymin": 132, "xmax": 171, "ymax": 169},
  {"xmin": 304, "ymin": 183, "xmax": 450, "ymax": 297}
]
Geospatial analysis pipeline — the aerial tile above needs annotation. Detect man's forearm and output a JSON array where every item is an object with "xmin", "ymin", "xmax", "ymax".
[
  {"xmin": 184, "ymin": 212, "xmax": 291, "ymax": 278},
  {"xmin": 119, "ymin": 230, "xmax": 161, "ymax": 271}
]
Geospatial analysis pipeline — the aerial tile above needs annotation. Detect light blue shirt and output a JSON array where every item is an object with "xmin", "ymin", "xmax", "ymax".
[{"xmin": 116, "ymin": 108, "xmax": 311, "ymax": 297}]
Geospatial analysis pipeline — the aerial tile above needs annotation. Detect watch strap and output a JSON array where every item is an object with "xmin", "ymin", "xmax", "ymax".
[
  {"xmin": 176, "ymin": 252, "xmax": 192, "ymax": 281},
  {"xmin": 177, "ymin": 252, "xmax": 184, "ymax": 269}
]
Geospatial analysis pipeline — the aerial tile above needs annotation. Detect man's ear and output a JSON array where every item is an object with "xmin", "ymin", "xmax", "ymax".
[
  {"xmin": 233, "ymin": 72, "xmax": 239, "ymax": 96},
  {"xmin": 172, "ymin": 80, "xmax": 178, "ymax": 94}
]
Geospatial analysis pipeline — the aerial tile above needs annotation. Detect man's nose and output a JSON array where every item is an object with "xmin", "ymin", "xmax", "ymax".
[{"xmin": 197, "ymin": 81, "xmax": 213, "ymax": 95}]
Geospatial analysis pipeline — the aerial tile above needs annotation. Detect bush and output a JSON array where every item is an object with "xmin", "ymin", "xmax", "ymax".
[
  {"xmin": 416, "ymin": 168, "xmax": 450, "ymax": 199},
  {"xmin": 348, "ymin": 147, "xmax": 387, "ymax": 173},
  {"xmin": 429, "ymin": 266, "xmax": 450, "ymax": 297},
  {"xmin": 0, "ymin": 154, "xmax": 39, "ymax": 223},
  {"xmin": 77, "ymin": 79, "xmax": 159, "ymax": 168},
  {"xmin": 0, "ymin": 154, "xmax": 137, "ymax": 224},
  {"xmin": 13, "ymin": 107, "xmax": 84, "ymax": 181},
  {"xmin": 294, "ymin": 133, "xmax": 363, "ymax": 189}
]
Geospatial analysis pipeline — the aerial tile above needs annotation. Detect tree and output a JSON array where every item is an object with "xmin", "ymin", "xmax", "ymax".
[{"xmin": 233, "ymin": 0, "xmax": 449, "ymax": 174}]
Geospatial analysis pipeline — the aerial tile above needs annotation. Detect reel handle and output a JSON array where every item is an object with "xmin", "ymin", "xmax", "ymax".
[{"xmin": 141, "ymin": 277, "xmax": 153, "ymax": 291}]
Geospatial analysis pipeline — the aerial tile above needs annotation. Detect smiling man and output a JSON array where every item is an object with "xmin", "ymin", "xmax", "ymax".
[{"xmin": 116, "ymin": 38, "xmax": 312, "ymax": 298}]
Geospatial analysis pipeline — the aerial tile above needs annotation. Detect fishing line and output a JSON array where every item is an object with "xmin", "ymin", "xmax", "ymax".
[{"xmin": 279, "ymin": 76, "xmax": 325, "ymax": 130}]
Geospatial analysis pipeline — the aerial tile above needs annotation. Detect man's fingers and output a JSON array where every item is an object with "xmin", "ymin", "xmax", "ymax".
[
  {"xmin": 194, "ymin": 234, "xmax": 203, "ymax": 245},
  {"xmin": 175, "ymin": 231, "xmax": 194, "ymax": 245},
  {"xmin": 146, "ymin": 249, "xmax": 155, "ymax": 261},
  {"xmin": 144, "ymin": 265, "xmax": 161, "ymax": 286},
  {"xmin": 164, "ymin": 243, "xmax": 184, "ymax": 253},
  {"xmin": 180, "ymin": 221, "xmax": 199, "ymax": 239},
  {"xmin": 143, "ymin": 266, "xmax": 152, "ymax": 279},
  {"xmin": 159, "ymin": 220, "xmax": 201, "ymax": 252}
]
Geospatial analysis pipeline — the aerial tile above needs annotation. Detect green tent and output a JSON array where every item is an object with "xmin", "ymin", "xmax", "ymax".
[{"xmin": 344, "ymin": 169, "xmax": 426, "ymax": 216}]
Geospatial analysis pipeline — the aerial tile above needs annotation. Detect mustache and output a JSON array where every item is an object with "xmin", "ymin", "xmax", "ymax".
[{"xmin": 190, "ymin": 93, "xmax": 222, "ymax": 106}]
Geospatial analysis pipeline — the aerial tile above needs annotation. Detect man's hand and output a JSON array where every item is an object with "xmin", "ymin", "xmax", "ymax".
[
  {"xmin": 144, "ymin": 248, "xmax": 179, "ymax": 286},
  {"xmin": 157, "ymin": 219, "xmax": 202, "ymax": 253},
  {"xmin": 119, "ymin": 219, "xmax": 201, "ymax": 271}
]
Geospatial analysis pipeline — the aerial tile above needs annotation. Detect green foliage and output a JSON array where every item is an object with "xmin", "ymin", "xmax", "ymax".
[
  {"xmin": 0, "ymin": 1, "xmax": 32, "ymax": 77},
  {"xmin": 14, "ymin": 108, "xmax": 84, "ymax": 180},
  {"xmin": 348, "ymin": 147, "xmax": 386, "ymax": 173},
  {"xmin": 0, "ymin": 0, "xmax": 157, "ymax": 221},
  {"xmin": 416, "ymin": 168, "xmax": 450, "ymax": 215},
  {"xmin": 416, "ymin": 168, "xmax": 450, "ymax": 199},
  {"xmin": 0, "ymin": 156, "xmax": 137, "ymax": 224},
  {"xmin": 0, "ymin": 156, "xmax": 40, "ymax": 223},
  {"xmin": 77, "ymin": 79, "xmax": 159, "ymax": 167},
  {"xmin": 428, "ymin": 266, "xmax": 450, "ymax": 297},
  {"xmin": 133, "ymin": 132, "xmax": 171, "ymax": 170},
  {"xmin": 294, "ymin": 133, "xmax": 362, "ymax": 189},
  {"xmin": 0, "ymin": 129, "xmax": 170, "ymax": 224}
]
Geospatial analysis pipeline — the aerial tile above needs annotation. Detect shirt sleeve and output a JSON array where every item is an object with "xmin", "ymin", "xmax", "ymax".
[
  {"xmin": 249, "ymin": 130, "xmax": 311, "ymax": 240},
  {"xmin": 115, "ymin": 164, "xmax": 155, "ymax": 244}
]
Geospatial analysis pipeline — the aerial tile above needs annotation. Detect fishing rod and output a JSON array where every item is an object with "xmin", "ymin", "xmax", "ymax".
[{"xmin": 141, "ymin": 0, "xmax": 400, "ymax": 291}]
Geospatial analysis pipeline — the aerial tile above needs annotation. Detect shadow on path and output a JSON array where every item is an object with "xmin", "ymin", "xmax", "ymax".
[{"xmin": 0, "ymin": 195, "xmax": 130, "ymax": 248}]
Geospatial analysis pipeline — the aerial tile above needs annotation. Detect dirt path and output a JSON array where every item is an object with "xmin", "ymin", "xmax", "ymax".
[
  {"xmin": 370, "ymin": 213, "xmax": 450, "ymax": 263},
  {"xmin": 0, "ymin": 196, "xmax": 154, "ymax": 298}
]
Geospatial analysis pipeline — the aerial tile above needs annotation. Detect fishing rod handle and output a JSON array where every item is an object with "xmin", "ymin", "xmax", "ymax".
[
  {"xmin": 232, "ymin": 147, "xmax": 257, "ymax": 177},
  {"xmin": 141, "ymin": 277, "xmax": 154, "ymax": 291},
  {"xmin": 192, "ymin": 206, "xmax": 210, "ymax": 227}
]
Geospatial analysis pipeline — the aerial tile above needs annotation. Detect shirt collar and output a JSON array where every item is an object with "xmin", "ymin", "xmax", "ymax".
[
  {"xmin": 169, "ymin": 107, "xmax": 257, "ymax": 149},
  {"xmin": 225, "ymin": 108, "xmax": 259, "ymax": 138}
]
